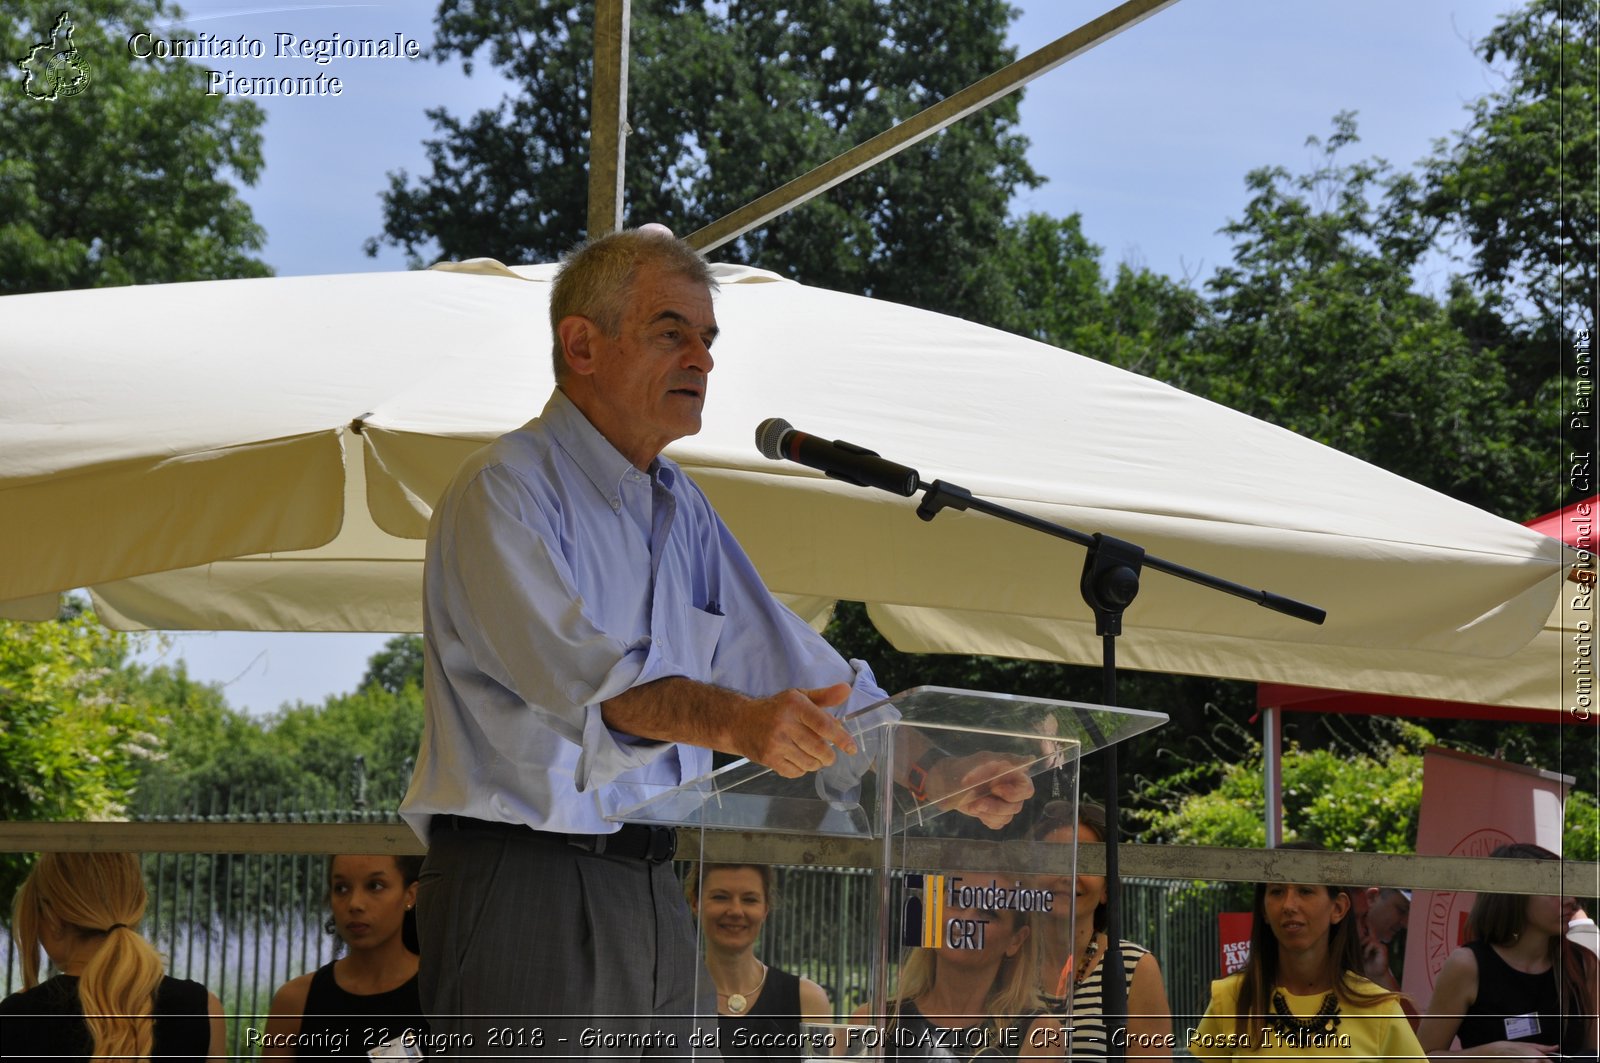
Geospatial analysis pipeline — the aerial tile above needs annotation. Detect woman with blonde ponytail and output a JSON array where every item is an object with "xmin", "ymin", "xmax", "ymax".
[{"xmin": 0, "ymin": 852, "xmax": 225, "ymax": 1061}]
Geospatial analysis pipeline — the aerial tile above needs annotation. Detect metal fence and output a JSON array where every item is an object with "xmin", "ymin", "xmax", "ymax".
[
  {"xmin": 760, "ymin": 866, "xmax": 1231, "ymax": 1021},
  {"xmin": 0, "ymin": 775, "xmax": 418, "ymax": 1055},
  {"xmin": 1, "ymin": 785, "xmax": 1232, "ymax": 1057}
]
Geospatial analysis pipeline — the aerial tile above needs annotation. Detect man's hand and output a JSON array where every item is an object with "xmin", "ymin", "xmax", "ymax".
[
  {"xmin": 602, "ymin": 677, "xmax": 857, "ymax": 777},
  {"xmin": 728, "ymin": 683, "xmax": 859, "ymax": 778},
  {"xmin": 926, "ymin": 751, "xmax": 1034, "ymax": 829}
]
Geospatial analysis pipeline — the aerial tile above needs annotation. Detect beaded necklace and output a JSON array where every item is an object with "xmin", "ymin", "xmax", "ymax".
[{"xmin": 1269, "ymin": 988, "xmax": 1341, "ymax": 1041}]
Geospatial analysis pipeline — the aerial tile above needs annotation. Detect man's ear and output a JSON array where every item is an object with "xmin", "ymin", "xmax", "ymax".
[{"xmin": 556, "ymin": 315, "xmax": 601, "ymax": 377}]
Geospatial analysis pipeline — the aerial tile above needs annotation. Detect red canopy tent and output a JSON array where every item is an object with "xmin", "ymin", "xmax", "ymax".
[
  {"xmin": 1258, "ymin": 495, "xmax": 1596, "ymax": 724},
  {"xmin": 1256, "ymin": 496, "xmax": 1595, "ymax": 842},
  {"xmin": 1258, "ymin": 683, "xmax": 1566, "ymax": 724}
]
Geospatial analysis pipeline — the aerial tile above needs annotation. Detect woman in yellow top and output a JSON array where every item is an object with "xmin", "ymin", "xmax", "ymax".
[{"xmin": 1190, "ymin": 861, "xmax": 1423, "ymax": 1060}]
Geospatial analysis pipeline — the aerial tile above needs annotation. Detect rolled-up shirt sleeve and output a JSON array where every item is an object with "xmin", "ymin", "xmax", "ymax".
[
  {"xmin": 693, "ymin": 488, "xmax": 886, "ymax": 708},
  {"xmin": 687, "ymin": 486, "xmax": 893, "ymax": 800},
  {"xmin": 439, "ymin": 463, "xmax": 671, "ymax": 789}
]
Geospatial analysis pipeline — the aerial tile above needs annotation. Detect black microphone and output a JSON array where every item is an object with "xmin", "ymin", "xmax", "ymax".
[{"xmin": 755, "ymin": 418, "xmax": 920, "ymax": 497}]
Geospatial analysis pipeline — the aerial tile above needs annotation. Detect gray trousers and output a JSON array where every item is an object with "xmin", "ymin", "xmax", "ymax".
[{"xmin": 417, "ymin": 822, "xmax": 717, "ymax": 1060}]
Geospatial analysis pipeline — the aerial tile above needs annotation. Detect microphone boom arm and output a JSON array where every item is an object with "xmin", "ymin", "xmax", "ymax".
[
  {"xmin": 758, "ymin": 419, "xmax": 1325, "ymax": 1063},
  {"xmin": 907, "ymin": 472, "xmax": 1322, "ymax": 1063},
  {"xmin": 914, "ymin": 478, "xmax": 1326, "ymax": 625}
]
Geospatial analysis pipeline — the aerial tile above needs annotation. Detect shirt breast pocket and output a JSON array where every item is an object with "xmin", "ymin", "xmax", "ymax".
[{"xmin": 676, "ymin": 603, "xmax": 725, "ymax": 678}]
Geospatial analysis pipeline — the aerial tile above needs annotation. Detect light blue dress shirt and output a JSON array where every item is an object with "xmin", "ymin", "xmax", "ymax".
[{"xmin": 400, "ymin": 389, "xmax": 886, "ymax": 841}]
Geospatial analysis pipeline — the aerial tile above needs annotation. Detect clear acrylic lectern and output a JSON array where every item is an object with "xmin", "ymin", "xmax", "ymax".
[{"xmin": 607, "ymin": 686, "xmax": 1166, "ymax": 1059}]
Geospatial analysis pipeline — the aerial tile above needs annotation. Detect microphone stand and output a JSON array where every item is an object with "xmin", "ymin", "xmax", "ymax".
[{"xmin": 911, "ymin": 478, "xmax": 1325, "ymax": 1063}]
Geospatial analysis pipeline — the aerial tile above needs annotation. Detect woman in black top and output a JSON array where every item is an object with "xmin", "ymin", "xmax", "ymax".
[
  {"xmin": 687, "ymin": 863, "xmax": 831, "ymax": 1061},
  {"xmin": 1420, "ymin": 843, "xmax": 1598, "ymax": 1060},
  {"xmin": 264, "ymin": 854, "xmax": 428, "ymax": 1059},
  {"xmin": 0, "ymin": 851, "xmax": 224, "ymax": 1062}
]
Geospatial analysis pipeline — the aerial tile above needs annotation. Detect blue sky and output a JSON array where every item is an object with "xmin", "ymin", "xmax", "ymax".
[{"xmin": 125, "ymin": 0, "xmax": 1520, "ymax": 714}]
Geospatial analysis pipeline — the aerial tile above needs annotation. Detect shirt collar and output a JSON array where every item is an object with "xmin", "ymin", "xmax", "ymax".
[{"xmin": 540, "ymin": 388, "xmax": 678, "ymax": 498}]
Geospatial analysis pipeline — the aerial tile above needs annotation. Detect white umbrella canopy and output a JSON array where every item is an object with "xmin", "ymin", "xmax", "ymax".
[{"xmin": 0, "ymin": 262, "xmax": 1568, "ymax": 709}]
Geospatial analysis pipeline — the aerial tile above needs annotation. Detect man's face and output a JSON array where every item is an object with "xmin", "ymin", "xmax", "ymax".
[
  {"xmin": 568, "ymin": 267, "xmax": 718, "ymax": 468},
  {"xmin": 1366, "ymin": 890, "xmax": 1411, "ymax": 943}
]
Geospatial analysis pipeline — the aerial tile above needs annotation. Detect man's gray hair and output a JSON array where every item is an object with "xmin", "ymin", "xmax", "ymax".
[{"xmin": 549, "ymin": 228, "xmax": 716, "ymax": 379}]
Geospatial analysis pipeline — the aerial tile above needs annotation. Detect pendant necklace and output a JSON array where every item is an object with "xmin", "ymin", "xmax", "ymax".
[{"xmin": 725, "ymin": 963, "xmax": 768, "ymax": 1015}]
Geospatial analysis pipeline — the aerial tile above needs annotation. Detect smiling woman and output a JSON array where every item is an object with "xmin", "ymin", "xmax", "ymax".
[
  {"xmin": 1030, "ymin": 801, "xmax": 1172, "ymax": 1060},
  {"xmin": 686, "ymin": 863, "xmax": 832, "ymax": 1063}
]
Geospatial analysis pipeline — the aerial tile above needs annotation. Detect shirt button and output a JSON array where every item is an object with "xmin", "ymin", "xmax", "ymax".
[{"xmin": 610, "ymin": 499, "xmax": 621, "ymax": 511}]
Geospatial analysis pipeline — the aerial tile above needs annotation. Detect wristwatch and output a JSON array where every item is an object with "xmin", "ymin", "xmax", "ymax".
[{"xmin": 906, "ymin": 747, "xmax": 940, "ymax": 802}]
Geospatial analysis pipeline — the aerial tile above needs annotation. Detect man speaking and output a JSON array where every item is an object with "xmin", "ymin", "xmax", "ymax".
[{"xmin": 401, "ymin": 226, "xmax": 1028, "ymax": 1057}]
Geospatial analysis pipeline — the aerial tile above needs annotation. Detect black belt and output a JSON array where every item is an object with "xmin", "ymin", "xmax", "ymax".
[{"xmin": 432, "ymin": 814, "xmax": 678, "ymax": 864}]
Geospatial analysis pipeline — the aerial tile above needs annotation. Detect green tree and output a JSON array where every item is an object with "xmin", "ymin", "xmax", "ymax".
[
  {"xmin": 991, "ymin": 212, "xmax": 1108, "ymax": 341},
  {"xmin": 1081, "ymin": 263, "xmax": 1207, "ymax": 378},
  {"xmin": 1134, "ymin": 713, "xmax": 1426, "ymax": 854},
  {"xmin": 128, "ymin": 653, "xmax": 424, "ymax": 934},
  {"xmin": 1135, "ymin": 707, "xmax": 1597, "ymax": 888},
  {"xmin": 359, "ymin": 635, "xmax": 424, "ymax": 695},
  {"xmin": 266, "ymin": 684, "xmax": 425, "ymax": 809},
  {"xmin": 0, "ymin": 611, "xmax": 161, "ymax": 821},
  {"xmin": 131, "ymin": 634, "xmax": 426, "ymax": 816},
  {"xmin": 989, "ymin": 211, "xmax": 1205, "ymax": 374},
  {"xmin": 0, "ymin": 2, "xmax": 270, "ymax": 294},
  {"xmin": 1423, "ymin": 0, "xmax": 1598, "ymax": 336},
  {"xmin": 371, "ymin": 0, "xmax": 1037, "ymax": 322},
  {"xmin": 1567, "ymin": 789, "xmax": 1599, "ymax": 863},
  {"xmin": 128, "ymin": 667, "xmax": 297, "ymax": 816},
  {"xmin": 139, "ymin": 679, "xmax": 425, "ymax": 814},
  {"xmin": 1179, "ymin": 114, "xmax": 1553, "ymax": 520},
  {"xmin": 0, "ymin": 606, "xmax": 166, "ymax": 903}
]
